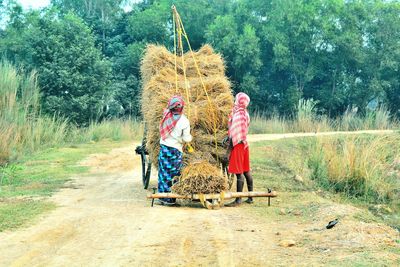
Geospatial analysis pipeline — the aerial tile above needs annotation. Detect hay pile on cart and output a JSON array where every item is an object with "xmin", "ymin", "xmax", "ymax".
[
  {"xmin": 140, "ymin": 44, "xmax": 233, "ymax": 195},
  {"xmin": 140, "ymin": 5, "xmax": 277, "ymax": 209}
]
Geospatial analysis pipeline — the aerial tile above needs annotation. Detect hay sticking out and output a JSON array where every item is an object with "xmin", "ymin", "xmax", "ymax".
[
  {"xmin": 140, "ymin": 44, "xmax": 233, "ymax": 195},
  {"xmin": 141, "ymin": 45, "xmax": 225, "ymax": 85},
  {"xmin": 172, "ymin": 162, "xmax": 227, "ymax": 195}
]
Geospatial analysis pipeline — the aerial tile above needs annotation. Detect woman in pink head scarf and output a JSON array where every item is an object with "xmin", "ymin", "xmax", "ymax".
[
  {"xmin": 226, "ymin": 92, "xmax": 253, "ymax": 206},
  {"xmin": 158, "ymin": 95, "xmax": 192, "ymax": 206}
]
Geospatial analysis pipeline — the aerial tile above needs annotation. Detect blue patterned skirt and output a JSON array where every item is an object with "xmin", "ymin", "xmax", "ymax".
[{"xmin": 158, "ymin": 144, "xmax": 183, "ymax": 193}]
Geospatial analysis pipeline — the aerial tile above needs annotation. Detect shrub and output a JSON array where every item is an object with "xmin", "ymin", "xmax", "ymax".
[{"xmin": 307, "ymin": 135, "xmax": 400, "ymax": 203}]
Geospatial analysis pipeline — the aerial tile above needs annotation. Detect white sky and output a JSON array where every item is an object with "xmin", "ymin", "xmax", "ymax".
[
  {"xmin": 16, "ymin": 0, "xmax": 141, "ymax": 11},
  {"xmin": 18, "ymin": 0, "xmax": 50, "ymax": 10}
]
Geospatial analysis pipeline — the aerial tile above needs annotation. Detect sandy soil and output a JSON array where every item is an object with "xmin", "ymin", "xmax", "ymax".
[{"xmin": 0, "ymin": 131, "xmax": 398, "ymax": 266}]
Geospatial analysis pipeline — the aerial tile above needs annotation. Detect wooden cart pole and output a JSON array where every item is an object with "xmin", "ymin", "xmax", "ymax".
[{"xmin": 147, "ymin": 191, "xmax": 277, "ymax": 200}]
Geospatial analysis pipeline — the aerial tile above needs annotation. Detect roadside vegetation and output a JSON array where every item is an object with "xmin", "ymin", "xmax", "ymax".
[
  {"xmin": 0, "ymin": 62, "xmax": 142, "ymax": 164},
  {"xmin": 307, "ymin": 135, "xmax": 400, "ymax": 204},
  {"xmin": 0, "ymin": 62, "xmax": 141, "ymax": 232},
  {"xmin": 251, "ymin": 134, "xmax": 400, "ymax": 231},
  {"xmin": 250, "ymin": 99, "xmax": 398, "ymax": 134}
]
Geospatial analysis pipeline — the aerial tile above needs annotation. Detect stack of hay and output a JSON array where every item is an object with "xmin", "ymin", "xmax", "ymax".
[{"xmin": 141, "ymin": 44, "xmax": 233, "ymax": 195}]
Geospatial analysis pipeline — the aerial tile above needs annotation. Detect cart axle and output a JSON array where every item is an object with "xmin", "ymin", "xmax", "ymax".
[
  {"xmin": 148, "ymin": 191, "xmax": 277, "ymax": 209},
  {"xmin": 147, "ymin": 191, "xmax": 277, "ymax": 200}
]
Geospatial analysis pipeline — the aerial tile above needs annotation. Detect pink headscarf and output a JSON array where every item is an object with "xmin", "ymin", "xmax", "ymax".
[
  {"xmin": 228, "ymin": 92, "xmax": 250, "ymax": 147},
  {"xmin": 159, "ymin": 96, "xmax": 185, "ymax": 140}
]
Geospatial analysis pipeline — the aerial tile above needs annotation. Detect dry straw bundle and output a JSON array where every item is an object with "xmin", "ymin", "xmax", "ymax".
[{"xmin": 141, "ymin": 44, "xmax": 233, "ymax": 194}]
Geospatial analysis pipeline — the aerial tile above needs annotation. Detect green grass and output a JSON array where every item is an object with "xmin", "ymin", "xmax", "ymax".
[
  {"xmin": 325, "ymin": 252, "xmax": 399, "ymax": 267},
  {"xmin": 251, "ymin": 138, "xmax": 313, "ymax": 192},
  {"xmin": 0, "ymin": 200, "xmax": 56, "ymax": 232},
  {"xmin": 250, "ymin": 113, "xmax": 288, "ymax": 134}
]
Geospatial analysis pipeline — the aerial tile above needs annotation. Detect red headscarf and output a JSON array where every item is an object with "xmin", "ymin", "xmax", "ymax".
[
  {"xmin": 159, "ymin": 96, "xmax": 185, "ymax": 140},
  {"xmin": 228, "ymin": 92, "xmax": 250, "ymax": 147}
]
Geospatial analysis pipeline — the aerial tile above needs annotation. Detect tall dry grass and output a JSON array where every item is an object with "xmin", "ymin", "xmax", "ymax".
[
  {"xmin": 0, "ymin": 62, "xmax": 142, "ymax": 164},
  {"xmin": 69, "ymin": 119, "xmax": 143, "ymax": 143},
  {"xmin": 295, "ymin": 98, "xmax": 318, "ymax": 132},
  {"xmin": 307, "ymin": 135, "xmax": 400, "ymax": 203},
  {"xmin": 250, "ymin": 113, "xmax": 288, "ymax": 134},
  {"xmin": 0, "ymin": 62, "xmax": 68, "ymax": 163},
  {"xmin": 249, "ymin": 99, "xmax": 398, "ymax": 134}
]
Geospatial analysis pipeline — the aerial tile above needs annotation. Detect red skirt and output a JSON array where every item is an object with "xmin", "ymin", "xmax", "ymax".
[{"xmin": 228, "ymin": 143, "xmax": 250, "ymax": 174}]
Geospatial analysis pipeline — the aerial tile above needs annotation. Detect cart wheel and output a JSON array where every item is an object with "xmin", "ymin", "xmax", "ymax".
[
  {"xmin": 140, "ymin": 151, "xmax": 152, "ymax": 189},
  {"xmin": 205, "ymin": 199, "xmax": 222, "ymax": 210}
]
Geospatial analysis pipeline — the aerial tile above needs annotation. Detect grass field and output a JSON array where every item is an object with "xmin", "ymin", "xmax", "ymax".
[
  {"xmin": 0, "ymin": 63, "xmax": 144, "ymax": 232},
  {"xmin": 0, "ymin": 200, "xmax": 56, "ymax": 232},
  {"xmin": 250, "ymin": 134, "xmax": 400, "ymax": 231}
]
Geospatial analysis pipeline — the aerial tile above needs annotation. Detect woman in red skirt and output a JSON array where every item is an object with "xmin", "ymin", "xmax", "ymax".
[{"xmin": 227, "ymin": 92, "xmax": 253, "ymax": 206}]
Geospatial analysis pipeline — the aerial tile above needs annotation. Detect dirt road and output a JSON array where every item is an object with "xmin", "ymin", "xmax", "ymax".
[
  {"xmin": 0, "ymin": 131, "xmax": 398, "ymax": 266},
  {"xmin": 247, "ymin": 129, "xmax": 395, "ymax": 142},
  {"xmin": 0, "ymin": 148, "xmax": 279, "ymax": 266}
]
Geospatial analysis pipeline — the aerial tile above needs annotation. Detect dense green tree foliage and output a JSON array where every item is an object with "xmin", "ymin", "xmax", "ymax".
[
  {"xmin": 0, "ymin": 7, "xmax": 111, "ymax": 124},
  {"xmin": 1, "ymin": 0, "xmax": 399, "ymax": 123}
]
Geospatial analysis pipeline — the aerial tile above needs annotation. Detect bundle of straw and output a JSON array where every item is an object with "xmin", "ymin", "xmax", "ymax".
[{"xmin": 140, "ymin": 44, "xmax": 233, "ymax": 194}]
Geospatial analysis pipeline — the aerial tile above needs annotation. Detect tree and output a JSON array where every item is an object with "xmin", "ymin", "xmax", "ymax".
[
  {"xmin": 206, "ymin": 7, "xmax": 263, "ymax": 111},
  {"xmin": 261, "ymin": 0, "xmax": 321, "ymax": 114},
  {"xmin": 0, "ymin": 10, "xmax": 112, "ymax": 124},
  {"xmin": 168, "ymin": 0, "xmax": 228, "ymax": 50},
  {"xmin": 367, "ymin": 1, "xmax": 400, "ymax": 117},
  {"xmin": 127, "ymin": 3, "xmax": 169, "ymax": 44},
  {"xmin": 1, "ymin": 0, "xmax": 400, "ymax": 119},
  {"xmin": 51, "ymin": 0, "xmax": 125, "ymax": 52}
]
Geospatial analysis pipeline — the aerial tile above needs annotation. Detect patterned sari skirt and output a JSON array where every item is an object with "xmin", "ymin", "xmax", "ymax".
[{"xmin": 158, "ymin": 144, "xmax": 183, "ymax": 193}]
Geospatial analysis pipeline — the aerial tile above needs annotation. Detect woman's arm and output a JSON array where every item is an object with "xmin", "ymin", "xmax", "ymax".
[{"xmin": 182, "ymin": 123, "xmax": 192, "ymax": 143}]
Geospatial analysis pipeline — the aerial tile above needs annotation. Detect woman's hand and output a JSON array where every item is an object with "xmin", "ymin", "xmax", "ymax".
[
  {"xmin": 183, "ymin": 143, "xmax": 194, "ymax": 153},
  {"xmin": 222, "ymin": 136, "xmax": 231, "ymax": 147},
  {"xmin": 186, "ymin": 143, "xmax": 194, "ymax": 153}
]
